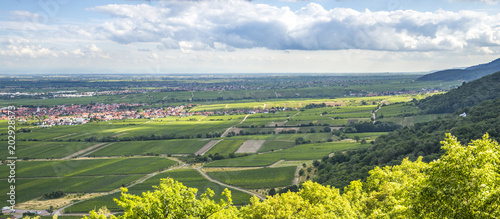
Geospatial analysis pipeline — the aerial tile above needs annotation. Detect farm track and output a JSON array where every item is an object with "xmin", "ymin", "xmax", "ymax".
[
  {"xmin": 78, "ymin": 143, "xmax": 115, "ymax": 158},
  {"xmin": 61, "ymin": 143, "xmax": 108, "ymax": 160},
  {"xmin": 292, "ymin": 165, "xmax": 301, "ymax": 186},
  {"xmin": 195, "ymin": 139, "xmax": 223, "ymax": 156},
  {"xmin": 52, "ymin": 133, "xmax": 76, "ymax": 140},
  {"xmin": 221, "ymin": 114, "xmax": 249, "ymax": 137},
  {"xmin": 194, "ymin": 167, "xmax": 265, "ymax": 201},
  {"xmin": 372, "ymin": 105, "xmax": 382, "ymax": 123}
]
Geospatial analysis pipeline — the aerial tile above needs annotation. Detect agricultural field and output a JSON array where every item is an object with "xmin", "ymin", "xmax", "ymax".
[
  {"xmin": 379, "ymin": 113, "xmax": 449, "ymax": 126},
  {"xmin": 0, "ymin": 80, "xmax": 450, "ymax": 216},
  {"xmin": 87, "ymin": 139, "xmax": 210, "ymax": 156},
  {"xmin": 205, "ymin": 140, "xmax": 244, "ymax": 156},
  {"xmin": 206, "ymin": 166, "xmax": 296, "ymax": 189},
  {"xmin": 205, "ymin": 142, "xmax": 367, "ymax": 167},
  {"xmin": 376, "ymin": 103, "xmax": 421, "ymax": 118},
  {"xmin": 69, "ymin": 169, "xmax": 253, "ymax": 213}
]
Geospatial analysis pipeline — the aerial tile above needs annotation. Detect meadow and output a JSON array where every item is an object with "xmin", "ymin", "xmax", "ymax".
[{"xmin": 206, "ymin": 166, "xmax": 296, "ymax": 189}]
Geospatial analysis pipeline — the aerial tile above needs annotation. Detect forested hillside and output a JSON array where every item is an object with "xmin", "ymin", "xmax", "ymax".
[
  {"xmin": 418, "ymin": 58, "xmax": 500, "ymax": 81},
  {"xmin": 417, "ymin": 71, "xmax": 500, "ymax": 114},
  {"xmin": 315, "ymin": 97, "xmax": 500, "ymax": 190}
]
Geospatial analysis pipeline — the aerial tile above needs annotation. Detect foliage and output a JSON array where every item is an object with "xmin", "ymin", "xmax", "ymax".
[
  {"xmin": 315, "ymin": 97, "xmax": 500, "ymax": 190},
  {"xmin": 346, "ymin": 121, "xmax": 402, "ymax": 133},
  {"xmin": 42, "ymin": 190, "xmax": 65, "ymax": 199}
]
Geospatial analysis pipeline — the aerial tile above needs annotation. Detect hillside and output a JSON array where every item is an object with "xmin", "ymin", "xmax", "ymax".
[
  {"xmin": 417, "ymin": 71, "xmax": 500, "ymax": 113},
  {"xmin": 418, "ymin": 58, "xmax": 500, "ymax": 81},
  {"xmin": 315, "ymin": 97, "xmax": 500, "ymax": 190}
]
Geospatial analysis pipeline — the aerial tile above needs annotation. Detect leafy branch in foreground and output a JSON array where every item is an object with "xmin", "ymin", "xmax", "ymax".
[{"xmin": 83, "ymin": 134, "xmax": 499, "ymax": 218}]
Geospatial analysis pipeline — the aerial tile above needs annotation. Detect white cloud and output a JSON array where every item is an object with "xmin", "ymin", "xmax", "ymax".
[
  {"xmin": 0, "ymin": 39, "xmax": 58, "ymax": 58},
  {"xmin": 88, "ymin": 1, "xmax": 500, "ymax": 53},
  {"xmin": 71, "ymin": 44, "xmax": 108, "ymax": 58}
]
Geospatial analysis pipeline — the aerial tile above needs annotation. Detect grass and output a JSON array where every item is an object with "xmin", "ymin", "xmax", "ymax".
[
  {"xmin": 257, "ymin": 140, "xmax": 296, "ymax": 152},
  {"xmin": 379, "ymin": 113, "xmax": 448, "ymax": 126},
  {"xmin": 69, "ymin": 169, "xmax": 253, "ymax": 213},
  {"xmin": 205, "ymin": 142, "xmax": 367, "ymax": 167},
  {"xmin": 206, "ymin": 166, "xmax": 296, "ymax": 189},
  {"xmin": 0, "ymin": 141, "xmax": 96, "ymax": 159},
  {"xmin": 88, "ymin": 139, "xmax": 210, "ymax": 156},
  {"xmin": 0, "ymin": 174, "xmax": 143, "ymax": 203},
  {"xmin": 0, "ymin": 157, "xmax": 177, "ymax": 178},
  {"xmin": 376, "ymin": 103, "xmax": 420, "ymax": 118},
  {"xmin": 205, "ymin": 140, "xmax": 244, "ymax": 156}
]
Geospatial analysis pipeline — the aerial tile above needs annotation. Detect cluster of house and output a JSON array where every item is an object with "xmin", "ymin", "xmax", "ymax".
[
  {"xmin": 0, "ymin": 103, "xmax": 187, "ymax": 127},
  {"xmin": 357, "ymin": 89, "xmax": 442, "ymax": 97}
]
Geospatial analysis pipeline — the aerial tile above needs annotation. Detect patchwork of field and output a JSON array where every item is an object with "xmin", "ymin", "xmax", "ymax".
[
  {"xmin": 235, "ymin": 140, "xmax": 266, "ymax": 153},
  {"xmin": 205, "ymin": 142, "xmax": 367, "ymax": 167},
  {"xmin": 1, "ymin": 93, "xmax": 436, "ymax": 215}
]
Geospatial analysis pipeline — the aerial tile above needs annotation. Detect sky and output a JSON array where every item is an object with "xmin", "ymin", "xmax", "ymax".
[{"xmin": 1, "ymin": 0, "xmax": 500, "ymax": 74}]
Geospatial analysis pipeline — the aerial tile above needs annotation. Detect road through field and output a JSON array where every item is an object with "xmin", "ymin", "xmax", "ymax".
[
  {"xmin": 194, "ymin": 167, "xmax": 265, "ymax": 200},
  {"xmin": 61, "ymin": 143, "xmax": 108, "ymax": 159},
  {"xmin": 372, "ymin": 105, "xmax": 381, "ymax": 123},
  {"xmin": 221, "ymin": 114, "xmax": 250, "ymax": 137},
  {"xmin": 195, "ymin": 139, "xmax": 223, "ymax": 155}
]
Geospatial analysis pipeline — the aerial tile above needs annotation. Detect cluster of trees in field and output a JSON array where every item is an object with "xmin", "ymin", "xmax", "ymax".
[
  {"xmin": 417, "ymin": 71, "xmax": 500, "ymax": 114},
  {"xmin": 76, "ymin": 134, "xmax": 499, "ymax": 219},
  {"xmin": 315, "ymin": 96, "xmax": 500, "ymax": 190}
]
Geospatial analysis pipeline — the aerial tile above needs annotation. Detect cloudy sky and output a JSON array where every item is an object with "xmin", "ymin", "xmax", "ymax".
[{"xmin": 1, "ymin": 0, "xmax": 500, "ymax": 74}]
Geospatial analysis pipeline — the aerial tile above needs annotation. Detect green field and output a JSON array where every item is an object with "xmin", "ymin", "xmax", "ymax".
[
  {"xmin": 206, "ymin": 166, "xmax": 296, "ymax": 189},
  {"xmin": 205, "ymin": 142, "xmax": 367, "ymax": 167},
  {"xmin": 0, "ymin": 157, "xmax": 177, "ymax": 178},
  {"xmin": 88, "ymin": 139, "xmax": 209, "ymax": 156},
  {"xmin": 376, "ymin": 103, "xmax": 420, "ymax": 118},
  {"xmin": 0, "ymin": 141, "xmax": 96, "ymax": 159},
  {"xmin": 69, "ymin": 169, "xmax": 253, "ymax": 213},
  {"xmin": 205, "ymin": 140, "xmax": 244, "ymax": 156}
]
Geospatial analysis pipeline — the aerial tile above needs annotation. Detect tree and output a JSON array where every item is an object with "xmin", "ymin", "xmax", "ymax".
[
  {"xmin": 85, "ymin": 178, "xmax": 237, "ymax": 219},
  {"xmin": 413, "ymin": 133, "xmax": 500, "ymax": 218}
]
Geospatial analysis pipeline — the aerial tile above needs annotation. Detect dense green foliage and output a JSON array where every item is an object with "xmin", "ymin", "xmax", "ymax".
[
  {"xmin": 316, "ymin": 97, "xmax": 500, "ymax": 190},
  {"xmin": 417, "ymin": 71, "xmax": 500, "ymax": 113}
]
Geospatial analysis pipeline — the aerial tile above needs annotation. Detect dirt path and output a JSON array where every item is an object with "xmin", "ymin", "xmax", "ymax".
[
  {"xmin": 221, "ymin": 114, "xmax": 249, "ymax": 137},
  {"xmin": 372, "ymin": 105, "xmax": 381, "ymax": 123},
  {"xmin": 61, "ymin": 143, "xmax": 107, "ymax": 160},
  {"xmin": 292, "ymin": 165, "xmax": 301, "ymax": 186},
  {"xmin": 194, "ymin": 167, "xmax": 265, "ymax": 200},
  {"xmin": 55, "ymin": 162, "xmax": 189, "ymax": 216},
  {"xmin": 78, "ymin": 143, "xmax": 115, "ymax": 158},
  {"xmin": 268, "ymin": 159, "xmax": 285, "ymax": 167},
  {"xmin": 195, "ymin": 139, "xmax": 223, "ymax": 156},
  {"xmin": 263, "ymin": 103, "xmax": 266, "ymax": 110},
  {"xmin": 52, "ymin": 133, "xmax": 76, "ymax": 140}
]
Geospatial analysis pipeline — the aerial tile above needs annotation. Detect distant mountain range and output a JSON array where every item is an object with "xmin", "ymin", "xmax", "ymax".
[{"xmin": 418, "ymin": 58, "xmax": 500, "ymax": 81}]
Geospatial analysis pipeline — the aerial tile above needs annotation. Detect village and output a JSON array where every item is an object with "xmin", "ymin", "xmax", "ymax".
[{"xmin": 0, "ymin": 102, "xmax": 288, "ymax": 127}]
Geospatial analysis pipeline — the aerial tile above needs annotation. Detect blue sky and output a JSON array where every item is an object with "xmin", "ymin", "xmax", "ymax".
[{"xmin": 1, "ymin": 0, "xmax": 500, "ymax": 74}]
